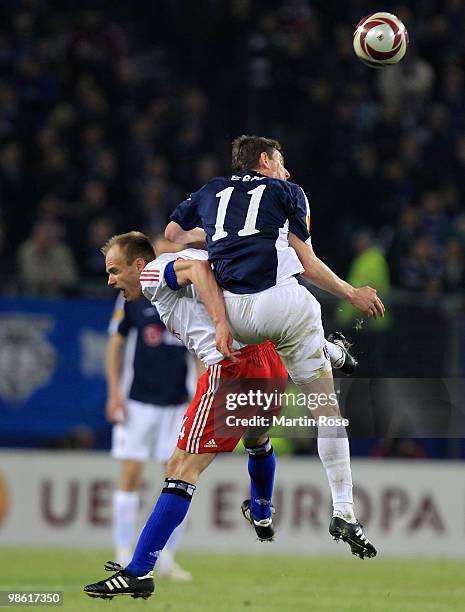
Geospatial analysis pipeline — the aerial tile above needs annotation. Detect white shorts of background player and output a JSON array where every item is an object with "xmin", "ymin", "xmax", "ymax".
[{"xmin": 112, "ymin": 400, "xmax": 187, "ymax": 462}]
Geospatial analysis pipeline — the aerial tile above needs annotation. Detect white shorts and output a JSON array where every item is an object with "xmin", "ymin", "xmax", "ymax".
[
  {"xmin": 111, "ymin": 399, "xmax": 187, "ymax": 463},
  {"xmin": 224, "ymin": 278, "xmax": 331, "ymax": 385}
]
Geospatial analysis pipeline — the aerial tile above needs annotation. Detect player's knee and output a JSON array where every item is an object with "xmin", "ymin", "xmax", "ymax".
[
  {"xmin": 166, "ymin": 450, "xmax": 212, "ymax": 485},
  {"xmin": 242, "ymin": 433, "xmax": 269, "ymax": 448},
  {"xmin": 166, "ymin": 452, "xmax": 184, "ymax": 479},
  {"xmin": 166, "ymin": 450, "xmax": 196, "ymax": 481}
]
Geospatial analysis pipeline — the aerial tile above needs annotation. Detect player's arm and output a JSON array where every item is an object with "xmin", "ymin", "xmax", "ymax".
[
  {"xmin": 286, "ymin": 185, "xmax": 384, "ymax": 318},
  {"xmin": 288, "ymin": 232, "xmax": 385, "ymax": 319},
  {"xmin": 165, "ymin": 189, "xmax": 205, "ymax": 244},
  {"xmin": 169, "ymin": 259, "xmax": 239, "ymax": 362},
  {"xmin": 165, "ymin": 222, "xmax": 206, "ymax": 245},
  {"xmin": 105, "ymin": 332, "xmax": 127, "ymax": 423}
]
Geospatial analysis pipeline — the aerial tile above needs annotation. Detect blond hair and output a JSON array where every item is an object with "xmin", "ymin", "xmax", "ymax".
[{"xmin": 101, "ymin": 231, "xmax": 155, "ymax": 264}]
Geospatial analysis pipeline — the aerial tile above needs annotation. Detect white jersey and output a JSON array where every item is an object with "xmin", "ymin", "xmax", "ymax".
[{"xmin": 140, "ymin": 248, "xmax": 244, "ymax": 367}]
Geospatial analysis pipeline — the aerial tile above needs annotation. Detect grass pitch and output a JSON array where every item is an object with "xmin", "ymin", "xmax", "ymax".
[{"xmin": 1, "ymin": 549, "xmax": 465, "ymax": 612}]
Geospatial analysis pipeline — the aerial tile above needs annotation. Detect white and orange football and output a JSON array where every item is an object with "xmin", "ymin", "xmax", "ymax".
[{"xmin": 353, "ymin": 12, "xmax": 409, "ymax": 68}]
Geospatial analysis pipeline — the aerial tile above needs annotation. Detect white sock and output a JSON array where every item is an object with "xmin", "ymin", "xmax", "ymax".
[
  {"xmin": 157, "ymin": 522, "xmax": 187, "ymax": 571},
  {"xmin": 317, "ymin": 429, "xmax": 355, "ymax": 522},
  {"xmin": 324, "ymin": 340, "xmax": 345, "ymax": 369},
  {"xmin": 112, "ymin": 490, "xmax": 139, "ymax": 566},
  {"xmin": 157, "ymin": 548, "xmax": 174, "ymax": 572}
]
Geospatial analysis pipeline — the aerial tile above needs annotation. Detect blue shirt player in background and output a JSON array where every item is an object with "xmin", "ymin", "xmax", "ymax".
[
  {"xmin": 166, "ymin": 135, "xmax": 385, "ymax": 560},
  {"xmin": 106, "ymin": 272, "xmax": 195, "ymax": 581}
]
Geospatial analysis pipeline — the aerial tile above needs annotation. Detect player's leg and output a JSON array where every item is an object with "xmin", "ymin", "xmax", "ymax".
[
  {"xmin": 84, "ymin": 358, "xmax": 271, "ymax": 598},
  {"xmin": 325, "ymin": 333, "xmax": 358, "ymax": 375},
  {"xmin": 84, "ymin": 365, "xmax": 226, "ymax": 598},
  {"xmin": 297, "ymin": 371, "xmax": 376, "ymax": 558},
  {"xmin": 273, "ymin": 294, "xmax": 376, "ymax": 558},
  {"xmin": 111, "ymin": 399, "xmax": 156, "ymax": 566},
  {"xmin": 240, "ymin": 433, "xmax": 276, "ymax": 541},
  {"xmin": 238, "ymin": 302, "xmax": 359, "ymax": 539},
  {"xmin": 239, "ymin": 342, "xmax": 288, "ymax": 540},
  {"xmin": 255, "ymin": 293, "xmax": 353, "ymax": 524},
  {"xmin": 297, "ymin": 372, "xmax": 354, "ymax": 518},
  {"xmin": 242, "ymin": 433, "xmax": 275, "ymax": 521},
  {"xmin": 166, "ymin": 445, "xmax": 217, "ymax": 481},
  {"xmin": 123, "ymin": 448, "xmax": 214, "ymax": 578},
  {"xmin": 154, "ymin": 404, "xmax": 193, "ymax": 581},
  {"xmin": 83, "ymin": 448, "xmax": 214, "ymax": 600},
  {"xmin": 224, "ymin": 284, "xmax": 375, "ymax": 558}
]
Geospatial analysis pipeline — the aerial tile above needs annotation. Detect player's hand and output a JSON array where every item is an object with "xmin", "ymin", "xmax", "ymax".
[
  {"xmin": 348, "ymin": 286, "xmax": 385, "ymax": 318},
  {"xmin": 215, "ymin": 321, "xmax": 240, "ymax": 363},
  {"xmin": 106, "ymin": 394, "xmax": 127, "ymax": 424}
]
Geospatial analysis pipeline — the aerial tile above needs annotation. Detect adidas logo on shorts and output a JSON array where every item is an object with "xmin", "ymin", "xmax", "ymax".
[{"xmin": 204, "ymin": 439, "xmax": 218, "ymax": 448}]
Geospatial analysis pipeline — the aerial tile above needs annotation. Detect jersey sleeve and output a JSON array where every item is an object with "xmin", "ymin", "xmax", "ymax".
[
  {"xmin": 140, "ymin": 255, "xmax": 179, "ymax": 305},
  {"xmin": 169, "ymin": 188, "xmax": 202, "ymax": 231},
  {"xmin": 141, "ymin": 249, "xmax": 210, "ymax": 304},
  {"xmin": 286, "ymin": 184, "xmax": 312, "ymax": 244},
  {"xmin": 108, "ymin": 293, "xmax": 130, "ymax": 336}
]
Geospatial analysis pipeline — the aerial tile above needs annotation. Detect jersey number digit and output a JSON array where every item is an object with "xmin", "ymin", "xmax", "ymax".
[{"xmin": 212, "ymin": 185, "xmax": 267, "ymax": 241}]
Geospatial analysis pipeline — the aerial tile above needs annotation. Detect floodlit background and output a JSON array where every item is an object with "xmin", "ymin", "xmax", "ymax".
[{"xmin": 0, "ymin": 1, "xmax": 465, "ymax": 610}]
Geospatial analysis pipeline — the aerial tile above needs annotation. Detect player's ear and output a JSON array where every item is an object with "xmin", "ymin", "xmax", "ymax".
[{"xmin": 135, "ymin": 257, "xmax": 147, "ymax": 272}]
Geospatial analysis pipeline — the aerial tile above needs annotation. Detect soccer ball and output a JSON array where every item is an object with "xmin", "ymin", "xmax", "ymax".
[{"xmin": 353, "ymin": 12, "xmax": 409, "ymax": 68}]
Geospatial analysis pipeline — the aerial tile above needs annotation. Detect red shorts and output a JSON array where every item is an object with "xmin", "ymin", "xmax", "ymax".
[{"xmin": 177, "ymin": 341, "xmax": 288, "ymax": 454}]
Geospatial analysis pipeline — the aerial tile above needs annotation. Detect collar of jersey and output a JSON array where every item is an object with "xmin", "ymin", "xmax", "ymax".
[{"xmin": 237, "ymin": 170, "xmax": 265, "ymax": 178}]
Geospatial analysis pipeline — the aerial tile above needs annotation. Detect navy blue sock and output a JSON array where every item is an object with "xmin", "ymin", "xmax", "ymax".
[
  {"xmin": 125, "ymin": 479, "xmax": 195, "ymax": 577},
  {"xmin": 246, "ymin": 439, "xmax": 276, "ymax": 521}
]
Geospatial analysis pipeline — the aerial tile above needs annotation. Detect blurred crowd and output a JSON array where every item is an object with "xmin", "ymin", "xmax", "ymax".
[{"xmin": 0, "ymin": 0, "xmax": 464, "ymax": 296}]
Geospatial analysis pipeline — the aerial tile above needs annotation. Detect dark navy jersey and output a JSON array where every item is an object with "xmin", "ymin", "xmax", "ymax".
[
  {"xmin": 169, "ymin": 170, "xmax": 311, "ymax": 293},
  {"xmin": 110, "ymin": 295, "xmax": 190, "ymax": 406}
]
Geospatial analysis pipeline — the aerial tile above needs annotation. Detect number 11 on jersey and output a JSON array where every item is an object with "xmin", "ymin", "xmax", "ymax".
[{"xmin": 212, "ymin": 185, "xmax": 267, "ymax": 241}]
